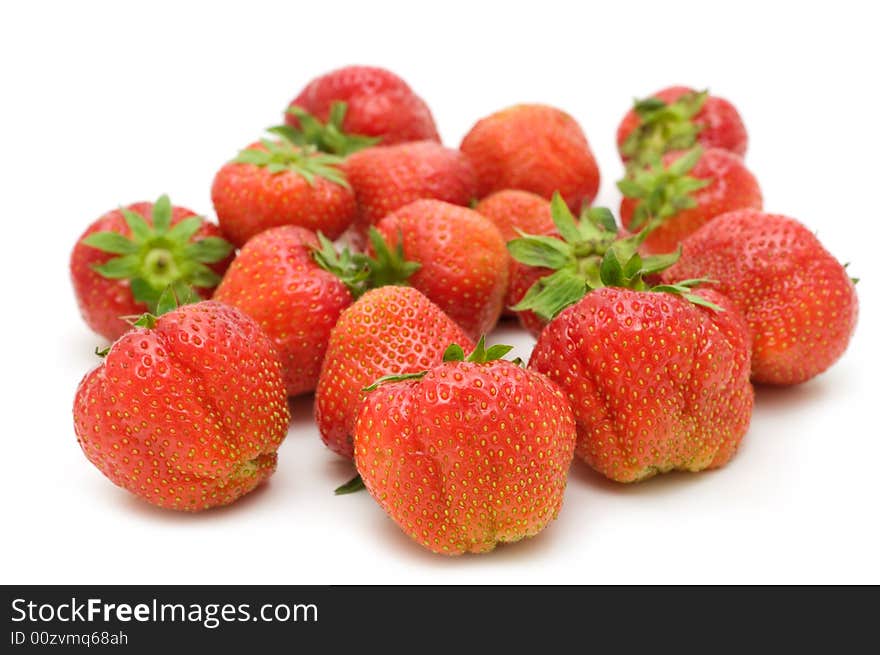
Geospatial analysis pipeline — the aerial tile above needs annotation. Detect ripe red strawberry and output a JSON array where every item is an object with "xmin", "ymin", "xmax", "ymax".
[
  {"xmin": 344, "ymin": 141, "xmax": 477, "ymax": 240},
  {"xmin": 213, "ymin": 226, "xmax": 360, "ymax": 396},
  {"xmin": 314, "ymin": 286, "xmax": 473, "ymax": 460},
  {"xmin": 284, "ymin": 66, "xmax": 440, "ymax": 150},
  {"xmin": 662, "ymin": 209, "xmax": 859, "ymax": 385},
  {"xmin": 618, "ymin": 147, "xmax": 762, "ymax": 253},
  {"xmin": 355, "ymin": 338, "xmax": 577, "ymax": 555},
  {"xmin": 617, "ymin": 86, "xmax": 748, "ymax": 166},
  {"xmin": 73, "ymin": 300, "xmax": 291, "ymax": 511},
  {"xmin": 529, "ymin": 286, "xmax": 753, "ymax": 483},
  {"xmin": 460, "ymin": 104, "xmax": 600, "ymax": 211},
  {"xmin": 70, "ymin": 195, "xmax": 234, "ymax": 341},
  {"xmin": 373, "ymin": 200, "xmax": 508, "ymax": 339},
  {"xmin": 474, "ymin": 190, "xmax": 554, "ymax": 315},
  {"xmin": 506, "ymin": 194, "xmax": 626, "ymax": 337},
  {"xmin": 211, "ymin": 137, "xmax": 356, "ymax": 247}
]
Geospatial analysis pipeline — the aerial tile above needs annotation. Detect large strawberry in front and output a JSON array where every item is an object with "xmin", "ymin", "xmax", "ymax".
[
  {"xmin": 70, "ymin": 195, "xmax": 234, "ymax": 341},
  {"xmin": 519, "ymin": 226, "xmax": 754, "ymax": 483},
  {"xmin": 73, "ymin": 300, "xmax": 291, "ymax": 511},
  {"xmin": 662, "ymin": 209, "xmax": 858, "ymax": 385},
  {"xmin": 314, "ymin": 286, "xmax": 472, "ymax": 460},
  {"xmin": 355, "ymin": 339, "xmax": 576, "ymax": 555}
]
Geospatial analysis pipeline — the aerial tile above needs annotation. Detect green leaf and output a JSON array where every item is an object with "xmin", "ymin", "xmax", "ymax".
[
  {"xmin": 121, "ymin": 208, "xmax": 153, "ymax": 241},
  {"xmin": 550, "ymin": 193, "xmax": 581, "ymax": 244},
  {"xmin": 616, "ymin": 178, "xmax": 644, "ymax": 198},
  {"xmin": 638, "ymin": 248, "xmax": 682, "ymax": 276},
  {"xmin": 82, "ymin": 231, "xmax": 139, "ymax": 255},
  {"xmin": 362, "ymin": 371, "xmax": 428, "ymax": 392},
  {"xmin": 165, "ymin": 216, "xmax": 204, "ymax": 243},
  {"xmin": 188, "ymin": 264, "xmax": 222, "ymax": 288},
  {"xmin": 266, "ymin": 124, "xmax": 301, "ymax": 144},
  {"xmin": 92, "ymin": 254, "xmax": 140, "ymax": 279},
  {"xmin": 588, "ymin": 207, "xmax": 618, "ymax": 233},
  {"xmin": 511, "ymin": 268, "xmax": 588, "ymax": 320},
  {"xmin": 155, "ymin": 286, "xmax": 179, "ymax": 316},
  {"xmin": 443, "ymin": 343, "xmax": 465, "ymax": 362},
  {"xmin": 599, "ymin": 249, "xmax": 624, "ymax": 287},
  {"xmin": 95, "ymin": 345, "xmax": 111, "ymax": 358},
  {"xmin": 667, "ymin": 146, "xmax": 703, "ymax": 176},
  {"xmin": 151, "ymin": 194, "xmax": 172, "ymax": 233},
  {"xmin": 484, "ymin": 344, "xmax": 514, "ymax": 361},
  {"xmin": 133, "ymin": 313, "xmax": 158, "ymax": 329},
  {"xmin": 334, "ymin": 474, "xmax": 365, "ymax": 495},
  {"xmin": 129, "ymin": 278, "xmax": 161, "ymax": 306},
  {"xmin": 361, "ymin": 227, "xmax": 421, "ymax": 289},
  {"xmin": 507, "ymin": 235, "xmax": 571, "ymax": 269},
  {"xmin": 184, "ymin": 237, "xmax": 234, "ymax": 264},
  {"xmin": 467, "ymin": 336, "xmax": 488, "ymax": 363}
]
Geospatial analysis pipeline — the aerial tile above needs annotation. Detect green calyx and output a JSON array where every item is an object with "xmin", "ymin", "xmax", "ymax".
[
  {"xmin": 310, "ymin": 227, "xmax": 421, "ymax": 299},
  {"xmin": 334, "ymin": 474, "xmax": 366, "ymax": 495},
  {"xmin": 509, "ymin": 192, "xmax": 721, "ymax": 320},
  {"xmin": 616, "ymin": 146, "xmax": 711, "ymax": 231},
  {"xmin": 131, "ymin": 285, "xmax": 193, "ymax": 330},
  {"xmin": 83, "ymin": 195, "xmax": 233, "ymax": 313},
  {"xmin": 269, "ymin": 101, "xmax": 380, "ymax": 158},
  {"xmin": 232, "ymin": 138, "xmax": 350, "ymax": 188},
  {"xmin": 362, "ymin": 337, "xmax": 518, "ymax": 393},
  {"xmin": 621, "ymin": 90, "xmax": 708, "ymax": 167}
]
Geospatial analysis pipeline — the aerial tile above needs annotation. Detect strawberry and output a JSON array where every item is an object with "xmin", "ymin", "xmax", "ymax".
[
  {"xmin": 618, "ymin": 147, "xmax": 762, "ymax": 253},
  {"xmin": 70, "ymin": 195, "xmax": 234, "ymax": 342},
  {"xmin": 344, "ymin": 141, "xmax": 477, "ymax": 241},
  {"xmin": 372, "ymin": 199, "xmax": 509, "ymax": 339},
  {"xmin": 211, "ymin": 137, "xmax": 356, "ymax": 247},
  {"xmin": 314, "ymin": 286, "xmax": 473, "ymax": 461},
  {"xmin": 617, "ymin": 86, "xmax": 748, "ymax": 166},
  {"xmin": 213, "ymin": 226, "xmax": 362, "ymax": 396},
  {"xmin": 662, "ymin": 209, "xmax": 859, "ymax": 385},
  {"xmin": 73, "ymin": 299, "xmax": 290, "ymax": 511},
  {"xmin": 283, "ymin": 66, "xmax": 439, "ymax": 151},
  {"xmin": 474, "ymin": 190, "xmax": 554, "ymax": 315},
  {"xmin": 516, "ymin": 221, "xmax": 755, "ymax": 483},
  {"xmin": 506, "ymin": 194, "xmax": 627, "ymax": 337},
  {"xmin": 459, "ymin": 104, "xmax": 600, "ymax": 211},
  {"xmin": 355, "ymin": 338, "xmax": 577, "ymax": 555}
]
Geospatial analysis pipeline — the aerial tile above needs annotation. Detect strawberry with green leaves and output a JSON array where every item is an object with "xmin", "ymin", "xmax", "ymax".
[
  {"xmin": 523, "ymin": 230, "xmax": 754, "ymax": 483},
  {"xmin": 618, "ymin": 146, "xmax": 762, "ymax": 253},
  {"xmin": 73, "ymin": 297, "xmax": 291, "ymax": 511},
  {"xmin": 214, "ymin": 226, "xmax": 365, "ymax": 397},
  {"xmin": 617, "ymin": 86, "xmax": 748, "ymax": 167},
  {"xmin": 355, "ymin": 338, "xmax": 576, "ymax": 555},
  {"xmin": 284, "ymin": 65, "xmax": 440, "ymax": 151},
  {"xmin": 662, "ymin": 209, "xmax": 859, "ymax": 385},
  {"xmin": 315, "ymin": 286, "xmax": 472, "ymax": 462},
  {"xmin": 70, "ymin": 195, "xmax": 234, "ymax": 341},
  {"xmin": 211, "ymin": 137, "xmax": 356, "ymax": 248}
]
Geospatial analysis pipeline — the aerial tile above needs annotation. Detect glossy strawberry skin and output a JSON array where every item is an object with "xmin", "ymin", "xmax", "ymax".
[
  {"xmin": 620, "ymin": 148, "xmax": 762, "ymax": 253},
  {"xmin": 355, "ymin": 360, "xmax": 576, "ymax": 555},
  {"xmin": 315, "ymin": 287, "xmax": 473, "ymax": 459},
  {"xmin": 662, "ymin": 209, "xmax": 858, "ymax": 385},
  {"xmin": 617, "ymin": 86, "xmax": 748, "ymax": 160},
  {"xmin": 474, "ymin": 190, "xmax": 554, "ymax": 315},
  {"xmin": 211, "ymin": 142, "xmax": 356, "ymax": 248},
  {"xmin": 285, "ymin": 66, "xmax": 440, "ymax": 146},
  {"xmin": 73, "ymin": 301, "xmax": 291, "ymax": 511},
  {"xmin": 375, "ymin": 200, "xmax": 508, "ymax": 339},
  {"xmin": 213, "ymin": 226, "xmax": 353, "ymax": 396},
  {"xmin": 460, "ymin": 104, "xmax": 600, "ymax": 212},
  {"xmin": 70, "ymin": 202, "xmax": 232, "ymax": 342},
  {"xmin": 529, "ymin": 287, "xmax": 754, "ymax": 483},
  {"xmin": 344, "ymin": 141, "xmax": 477, "ymax": 240}
]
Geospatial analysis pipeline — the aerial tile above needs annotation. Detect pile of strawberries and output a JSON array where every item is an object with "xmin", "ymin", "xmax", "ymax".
[{"xmin": 70, "ymin": 66, "xmax": 858, "ymax": 555}]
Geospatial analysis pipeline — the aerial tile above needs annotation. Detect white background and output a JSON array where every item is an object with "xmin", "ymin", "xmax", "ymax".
[{"xmin": 1, "ymin": 1, "xmax": 877, "ymax": 584}]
